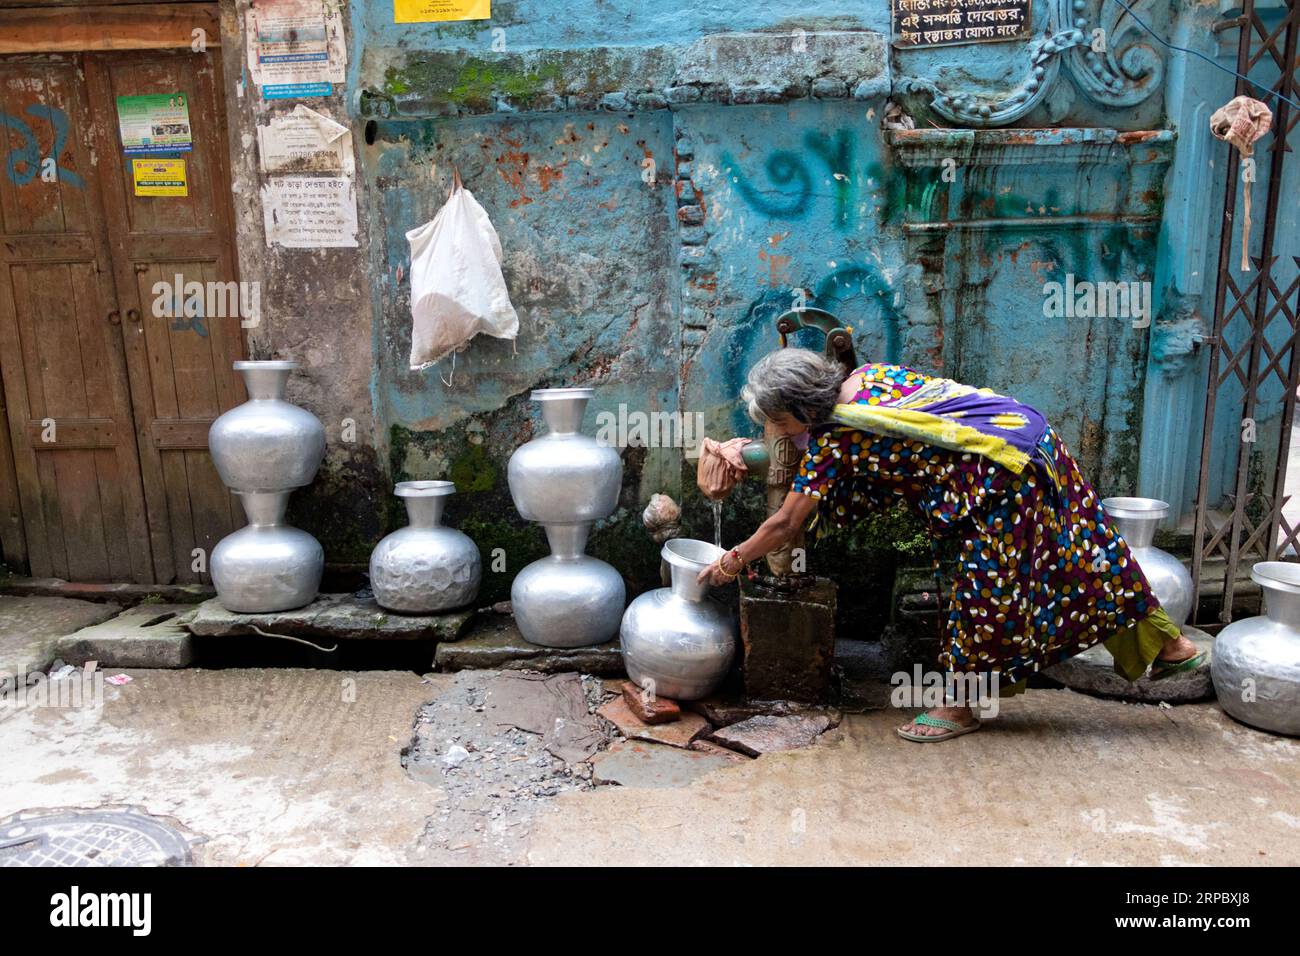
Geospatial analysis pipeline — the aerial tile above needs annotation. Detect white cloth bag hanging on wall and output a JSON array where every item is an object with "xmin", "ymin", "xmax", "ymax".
[{"xmin": 406, "ymin": 176, "xmax": 519, "ymax": 371}]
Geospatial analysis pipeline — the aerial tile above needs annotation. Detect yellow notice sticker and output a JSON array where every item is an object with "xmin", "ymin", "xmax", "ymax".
[
  {"xmin": 132, "ymin": 158, "xmax": 188, "ymax": 197},
  {"xmin": 394, "ymin": 0, "xmax": 490, "ymax": 23}
]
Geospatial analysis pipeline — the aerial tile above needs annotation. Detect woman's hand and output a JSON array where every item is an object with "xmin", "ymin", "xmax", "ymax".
[
  {"xmin": 699, "ymin": 492, "xmax": 819, "ymax": 586},
  {"xmin": 697, "ymin": 558, "xmax": 735, "ymax": 587},
  {"xmin": 697, "ymin": 437, "xmax": 751, "ymax": 500}
]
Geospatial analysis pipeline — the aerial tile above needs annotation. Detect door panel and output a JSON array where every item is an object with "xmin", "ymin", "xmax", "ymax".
[
  {"xmin": 85, "ymin": 47, "xmax": 245, "ymax": 584},
  {"xmin": 0, "ymin": 55, "xmax": 152, "ymax": 582},
  {"xmin": 0, "ymin": 42, "xmax": 243, "ymax": 584}
]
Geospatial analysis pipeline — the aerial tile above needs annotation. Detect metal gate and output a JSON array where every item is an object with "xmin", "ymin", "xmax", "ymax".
[{"xmin": 1192, "ymin": 0, "xmax": 1300, "ymax": 622}]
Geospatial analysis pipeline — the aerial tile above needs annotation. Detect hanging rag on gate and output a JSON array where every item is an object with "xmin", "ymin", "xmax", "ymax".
[
  {"xmin": 406, "ymin": 170, "xmax": 519, "ymax": 375},
  {"xmin": 1210, "ymin": 95, "xmax": 1274, "ymax": 273}
]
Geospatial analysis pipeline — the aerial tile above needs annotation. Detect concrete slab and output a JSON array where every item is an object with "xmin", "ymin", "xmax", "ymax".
[
  {"xmin": 525, "ymin": 688, "xmax": 1300, "ymax": 866},
  {"xmin": 707, "ymin": 713, "xmax": 835, "ymax": 756},
  {"xmin": 0, "ymin": 596, "xmax": 121, "ymax": 691},
  {"xmin": 688, "ymin": 738, "xmax": 751, "ymax": 761},
  {"xmin": 1046, "ymin": 627, "xmax": 1214, "ymax": 704},
  {"xmin": 0, "ymin": 668, "xmax": 440, "ymax": 865},
  {"xmin": 591, "ymin": 740, "xmax": 740, "ymax": 788},
  {"xmin": 597, "ymin": 695, "xmax": 711, "ymax": 748},
  {"xmin": 188, "ymin": 594, "xmax": 473, "ymax": 643},
  {"xmin": 685, "ymin": 694, "xmax": 842, "ymax": 728},
  {"xmin": 435, "ymin": 616, "xmax": 625, "ymax": 675},
  {"xmin": 55, "ymin": 605, "xmax": 195, "ymax": 669},
  {"xmin": 482, "ymin": 671, "xmax": 606, "ymax": 763}
]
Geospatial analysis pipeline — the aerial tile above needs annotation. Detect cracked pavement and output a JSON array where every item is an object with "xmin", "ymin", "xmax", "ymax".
[{"xmin": 2, "ymin": 666, "xmax": 1299, "ymax": 865}]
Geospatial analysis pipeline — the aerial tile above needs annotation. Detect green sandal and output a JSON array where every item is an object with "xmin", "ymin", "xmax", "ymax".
[
  {"xmin": 1149, "ymin": 652, "xmax": 1206, "ymax": 681},
  {"xmin": 896, "ymin": 712, "xmax": 982, "ymax": 743}
]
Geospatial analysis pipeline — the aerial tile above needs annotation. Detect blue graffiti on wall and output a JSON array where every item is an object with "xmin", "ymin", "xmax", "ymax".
[
  {"xmin": 721, "ymin": 130, "xmax": 857, "ymax": 228},
  {"xmin": 813, "ymin": 264, "xmax": 902, "ymax": 362},
  {"xmin": 0, "ymin": 105, "xmax": 84, "ymax": 188},
  {"xmin": 723, "ymin": 261, "xmax": 904, "ymax": 433}
]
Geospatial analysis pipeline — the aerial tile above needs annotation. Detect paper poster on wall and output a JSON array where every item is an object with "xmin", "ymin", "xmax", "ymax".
[
  {"xmin": 117, "ymin": 94, "xmax": 193, "ymax": 155},
  {"xmin": 394, "ymin": 0, "xmax": 491, "ymax": 22},
  {"xmin": 132, "ymin": 159, "xmax": 189, "ymax": 197},
  {"xmin": 257, "ymin": 105, "xmax": 354, "ymax": 174},
  {"xmin": 261, "ymin": 176, "xmax": 358, "ymax": 248},
  {"xmin": 246, "ymin": 0, "xmax": 347, "ymax": 100}
]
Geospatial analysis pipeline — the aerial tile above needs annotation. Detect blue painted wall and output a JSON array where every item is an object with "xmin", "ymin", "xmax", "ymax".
[{"xmin": 320, "ymin": 0, "xmax": 1294, "ymax": 568}]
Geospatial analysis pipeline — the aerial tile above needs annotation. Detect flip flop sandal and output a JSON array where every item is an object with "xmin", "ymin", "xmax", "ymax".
[
  {"xmin": 896, "ymin": 712, "xmax": 982, "ymax": 743},
  {"xmin": 1149, "ymin": 652, "xmax": 1206, "ymax": 681}
]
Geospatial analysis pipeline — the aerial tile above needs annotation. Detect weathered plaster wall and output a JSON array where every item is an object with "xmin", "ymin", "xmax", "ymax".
[
  {"xmin": 218, "ymin": 0, "xmax": 1258, "ymax": 595},
  {"xmin": 366, "ymin": 108, "xmax": 681, "ymax": 598},
  {"xmin": 220, "ymin": 0, "xmax": 384, "ymax": 562}
]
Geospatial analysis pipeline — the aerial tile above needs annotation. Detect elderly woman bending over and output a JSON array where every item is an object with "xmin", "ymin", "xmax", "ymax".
[{"xmin": 696, "ymin": 349, "xmax": 1200, "ymax": 742}]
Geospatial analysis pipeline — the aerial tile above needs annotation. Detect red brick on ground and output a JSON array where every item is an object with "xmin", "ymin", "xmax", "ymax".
[
  {"xmin": 621, "ymin": 680, "xmax": 681, "ymax": 724},
  {"xmin": 597, "ymin": 695, "xmax": 710, "ymax": 749}
]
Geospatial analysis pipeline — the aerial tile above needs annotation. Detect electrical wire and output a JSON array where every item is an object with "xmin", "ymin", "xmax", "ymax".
[
  {"xmin": 248, "ymin": 624, "xmax": 339, "ymax": 654},
  {"xmin": 1105, "ymin": 0, "xmax": 1300, "ymax": 111}
]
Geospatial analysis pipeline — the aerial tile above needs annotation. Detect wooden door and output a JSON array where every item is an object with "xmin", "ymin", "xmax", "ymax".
[
  {"xmin": 0, "ymin": 55, "xmax": 153, "ymax": 582},
  {"xmin": 85, "ymin": 48, "xmax": 245, "ymax": 585},
  {"xmin": 0, "ymin": 34, "xmax": 243, "ymax": 584}
]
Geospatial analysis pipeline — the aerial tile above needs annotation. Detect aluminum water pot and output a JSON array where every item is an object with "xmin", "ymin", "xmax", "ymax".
[
  {"xmin": 507, "ymin": 388, "xmax": 621, "ymax": 525},
  {"xmin": 1102, "ymin": 497, "xmax": 1193, "ymax": 626},
  {"xmin": 619, "ymin": 539, "xmax": 737, "ymax": 701},
  {"xmin": 511, "ymin": 523, "xmax": 626, "ymax": 647},
  {"xmin": 369, "ymin": 481, "xmax": 481, "ymax": 613},
  {"xmin": 210, "ymin": 490, "xmax": 324, "ymax": 613},
  {"xmin": 1211, "ymin": 561, "xmax": 1300, "ymax": 736},
  {"xmin": 508, "ymin": 386, "xmax": 626, "ymax": 647},
  {"xmin": 209, "ymin": 360, "xmax": 326, "ymax": 492}
]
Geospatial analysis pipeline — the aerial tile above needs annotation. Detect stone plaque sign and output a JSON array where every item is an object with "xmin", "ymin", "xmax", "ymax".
[{"xmin": 892, "ymin": 0, "xmax": 1032, "ymax": 48}]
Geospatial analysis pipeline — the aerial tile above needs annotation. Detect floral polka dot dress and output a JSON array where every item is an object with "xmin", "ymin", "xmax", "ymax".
[{"xmin": 791, "ymin": 363, "xmax": 1170, "ymax": 689}]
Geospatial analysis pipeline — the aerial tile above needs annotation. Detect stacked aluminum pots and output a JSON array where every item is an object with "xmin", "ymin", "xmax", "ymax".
[
  {"xmin": 1211, "ymin": 561, "xmax": 1300, "ymax": 736},
  {"xmin": 507, "ymin": 388, "xmax": 625, "ymax": 647},
  {"xmin": 1102, "ymin": 497, "xmax": 1193, "ymax": 626},
  {"xmin": 208, "ymin": 360, "xmax": 326, "ymax": 613},
  {"xmin": 620, "ymin": 538, "xmax": 737, "ymax": 701},
  {"xmin": 370, "ymin": 480, "xmax": 481, "ymax": 613}
]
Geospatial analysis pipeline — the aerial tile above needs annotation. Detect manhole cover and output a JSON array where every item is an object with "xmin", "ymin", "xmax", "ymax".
[{"xmin": 0, "ymin": 807, "xmax": 202, "ymax": 867}]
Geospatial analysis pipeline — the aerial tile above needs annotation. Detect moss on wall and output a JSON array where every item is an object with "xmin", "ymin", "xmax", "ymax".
[
  {"xmin": 382, "ymin": 52, "xmax": 595, "ymax": 111},
  {"xmin": 287, "ymin": 448, "xmax": 385, "ymax": 566}
]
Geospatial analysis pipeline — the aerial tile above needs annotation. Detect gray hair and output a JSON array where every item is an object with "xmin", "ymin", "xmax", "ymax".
[{"xmin": 741, "ymin": 348, "xmax": 845, "ymax": 428}]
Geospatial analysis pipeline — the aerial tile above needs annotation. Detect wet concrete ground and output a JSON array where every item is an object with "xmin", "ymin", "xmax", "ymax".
[{"xmin": 3, "ymin": 663, "xmax": 1298, "ymax": 866}]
